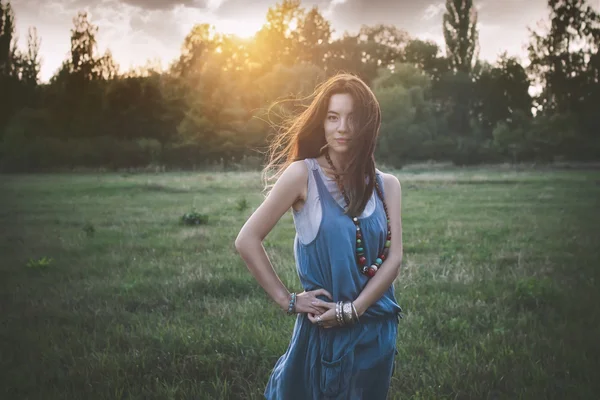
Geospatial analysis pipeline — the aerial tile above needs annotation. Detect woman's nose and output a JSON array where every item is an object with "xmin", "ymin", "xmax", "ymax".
[{"xmin": 338, "ymin": 118, "xmax": 348, "ymax": 133}]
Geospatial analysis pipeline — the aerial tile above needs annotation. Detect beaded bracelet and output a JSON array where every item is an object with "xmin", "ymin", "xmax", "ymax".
[{"xmin": 286, "ymin": 293, "xmax": 297, "ymax": 315}]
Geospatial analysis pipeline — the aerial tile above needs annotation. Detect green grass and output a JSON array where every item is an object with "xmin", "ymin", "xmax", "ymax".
[{"xmin": 1, "ymin": 167, "xmax": 599, "ymax": 399}]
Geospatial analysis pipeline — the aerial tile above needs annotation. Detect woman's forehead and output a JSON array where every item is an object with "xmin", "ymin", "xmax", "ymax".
[{"xmin": 327, "ymin": 93, "xmax": 354, "ymax": 114}]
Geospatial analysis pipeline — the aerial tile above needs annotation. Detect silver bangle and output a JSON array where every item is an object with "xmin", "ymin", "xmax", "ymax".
[
  {"xmin": 342, "ymin": 302, "xmax": 354, "ymax": 325},
  {"xmin": 351, "ymin": 302, "xmax": 359, "ymax": 323},
  {"xmin": 336, "ymin": 301, "xmax": 344, "ymax": 326}
]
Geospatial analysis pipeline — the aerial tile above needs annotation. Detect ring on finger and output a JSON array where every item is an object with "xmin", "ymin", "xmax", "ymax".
[{"xmin": 316, "ymin": 315, "xmax": 323, "ymax": 327}]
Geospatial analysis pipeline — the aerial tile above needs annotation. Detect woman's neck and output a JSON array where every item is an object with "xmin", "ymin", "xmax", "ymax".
[{"xmin": 326, "ymin": 150, "xmax": 349, "ymax": 172}]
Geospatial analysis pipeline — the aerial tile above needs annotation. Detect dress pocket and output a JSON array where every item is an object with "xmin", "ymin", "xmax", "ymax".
[{"xmin": 320, "ymin": 350, "xmax": 354, "ymax": 397}]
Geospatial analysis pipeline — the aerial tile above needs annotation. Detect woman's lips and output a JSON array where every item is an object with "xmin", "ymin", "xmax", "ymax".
[{"xmin": 335, "ymin": 138, "xmax": 350, "ymax": 144}]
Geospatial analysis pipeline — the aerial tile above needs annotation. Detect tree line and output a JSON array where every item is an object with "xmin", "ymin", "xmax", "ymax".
[{"xmin": 0, "ymin": 0, "xmax": 599, "ymax": 171}]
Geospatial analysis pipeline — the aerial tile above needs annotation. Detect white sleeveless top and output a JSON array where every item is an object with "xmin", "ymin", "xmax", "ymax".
[{"xmin": 292, "ymin": 158, "xmax": 377, "ymax": 245}]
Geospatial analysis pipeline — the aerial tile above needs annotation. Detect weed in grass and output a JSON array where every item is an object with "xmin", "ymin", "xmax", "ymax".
[
  {"xmin": 83, "ymin": 222, "xmax": 96, "ymax": 237},
  {"xmin": 26, "ymin": 256, "xmax": 54, "ymax": 269},
  {"xmin": 181, "ymin": 209, "xmax": 209, "ymax": 225},
  {"xmin": 236, "ymin": 197, "xmax": 249, "ymax": 212}
]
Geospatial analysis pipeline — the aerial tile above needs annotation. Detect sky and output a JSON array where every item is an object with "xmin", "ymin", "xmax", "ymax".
[{"xmin": 9, "ymin": 0, "xmax": 580, "ymax": 82}]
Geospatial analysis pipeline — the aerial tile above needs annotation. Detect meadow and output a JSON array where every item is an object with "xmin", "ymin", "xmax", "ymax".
[{"xmin": 1, "ymin": 165, "xmax": 599, "ymax": 399}]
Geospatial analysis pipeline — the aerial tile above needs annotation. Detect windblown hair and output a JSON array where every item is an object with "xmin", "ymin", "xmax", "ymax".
[{"xmin": 263, "ymin": 73, "xmax": 382, "ymax": 216}]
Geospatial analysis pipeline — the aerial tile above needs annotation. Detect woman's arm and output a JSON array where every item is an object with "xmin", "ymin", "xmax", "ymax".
[
  {"xmin": 352, "ymin": 172, "xmax": 403, "ymax": 316},
  {"xmin": 235, "ymin": 161, "xmax": 307, "ymax": 310}
]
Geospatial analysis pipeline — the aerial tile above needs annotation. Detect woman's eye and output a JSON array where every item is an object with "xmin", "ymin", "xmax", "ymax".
[{"xmin": 327, "ymin": 116, "xmax": 338, "ymax": 121}]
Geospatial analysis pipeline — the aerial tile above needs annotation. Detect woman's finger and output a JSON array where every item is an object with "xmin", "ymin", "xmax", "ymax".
[
  {"xmin": 311, "ymin": 299, "xmax": 335, "ymax": 309},
  {"xmin": 307, "ymin": 313, "xmax": 317, "ymax": 323},
  {"xmin": 313, "ymin": 288, "xmax": 333, "ymax": 300},
  {"xmin": 310, "ymin": 305, "xmax": 325, "ymax": 315}
]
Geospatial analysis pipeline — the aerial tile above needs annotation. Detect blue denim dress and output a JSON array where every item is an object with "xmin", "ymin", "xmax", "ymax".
[{"xmin": 264, "ymin": 163, "xmax": 403, "ymax": 399}]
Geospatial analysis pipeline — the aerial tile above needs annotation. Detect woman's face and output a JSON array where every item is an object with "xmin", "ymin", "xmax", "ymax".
[{"xmin": 324, "ymin": 93, "xmax": 354, "ymax": 155}]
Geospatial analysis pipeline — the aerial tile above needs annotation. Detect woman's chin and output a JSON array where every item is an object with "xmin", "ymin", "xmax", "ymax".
[{"xmin": 331, "ymin": 142, "xmax": 351, "ymax": 152}]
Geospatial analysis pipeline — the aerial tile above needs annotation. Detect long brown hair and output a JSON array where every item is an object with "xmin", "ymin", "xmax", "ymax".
[{"xmin": 263, "ymin": 73, "xmax": 382, "ymax": 216}]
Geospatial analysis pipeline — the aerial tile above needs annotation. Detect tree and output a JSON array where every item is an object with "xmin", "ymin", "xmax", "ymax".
[
  {"xmin": 324, "ymin": 25, "xmax": 408, "ymax": 84},
  {"xmin": 0, "ymin": 1, "xmax": 22, "ymax": 135},
  {"xmin": 443, "ymin": 0, "xmax": 479, "ymax": 74},
  {"xmin": 527, "ymin": 0, "xmax": 600, "ymax": 159},
  {"xmin": 324, "ymin": 34, "xmax": 363, "ymax": 77},
  {"xmin": 70, "ymin": 12, "xmax": 97, "ymax": 78},
  {"xmin": 528, "ymin": 0, "xmax": 600, "ymax": 115},
  {"xmin": 440, "ymin": 0, "xmax": 480, "ymax": 154},
  {"xmin": 474, "ymin": 54, "xmax": 532, "ymax": 137},
  {"xmin": 0, "ymin": 1, "xmax": 18, "ymax": 77},
  {"xmin": 296, "ymin": 6, "xmax": 331, "ymax": 67},
  {"xmin": 171, "ymin": 23, "xmax": 218, "ymax": 81},
  {"xmin": 252, "ymin": 0, "xmax": 305, "ymax": 70},
  {"xmin": 374, "ymin": 64, "xmax": 448, "ymax": 165},
  {"xmin": 45, "ymin": 12, "xmax": 118, "ymax": 139},
  {"xmin": 357, "ymin": 24, "xmax": 409, "ymax": 82},
  {"xmin": 19, "ymin": 27, "xmax": 41, "ymax": 86},
  {"xmin": 404, "ymin": 38, "xmax": 448, "ymax": 81}
]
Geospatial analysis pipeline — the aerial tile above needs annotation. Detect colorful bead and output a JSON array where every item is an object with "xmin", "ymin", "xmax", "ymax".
[{"xmin": 324, "ymin": 150, "xmax": 391, "ymax": 279}]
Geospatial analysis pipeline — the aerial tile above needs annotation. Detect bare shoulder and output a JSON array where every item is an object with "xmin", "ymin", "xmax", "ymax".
[
  {"xmin": 271, "ymin": 160, "xmax": 309, "ymax": 210},
  {"xmin": 276, "ymin": 160, "xmax": 308, "ymax": 192},
  {"xmin": 379, "ymin": 172, "xmax": 401, "ymax": 195}
]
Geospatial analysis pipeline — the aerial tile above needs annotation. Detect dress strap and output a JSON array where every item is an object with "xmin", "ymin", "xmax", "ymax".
[
  {"xmin": 310, "ymin": 159, "xmax": 338, "ymax": 213},
  {"xmin": 374, "ymin": 170, "xmax": 385, "ymax": 198}
]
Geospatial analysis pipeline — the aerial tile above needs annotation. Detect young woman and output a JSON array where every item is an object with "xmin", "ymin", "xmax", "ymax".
[{"xmin": 235, "ymin": 73, "xmax": 404, "ymax": 399}]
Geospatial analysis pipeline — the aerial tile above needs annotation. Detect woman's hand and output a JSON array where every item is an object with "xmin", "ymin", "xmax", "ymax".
[
  {"xmin": 294, "ymin": 289, "xmax": 334, "ymax": 315},
  {"xmin": 306, "ymin": 299, "xmax": 337, "ymax": 328}
]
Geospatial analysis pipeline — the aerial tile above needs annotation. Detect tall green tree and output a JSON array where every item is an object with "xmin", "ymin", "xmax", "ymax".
[
  {"xmin": 528, "ymin": 0, "xmax": 600, "ymax": 116},
  {"xmin": 441, "ymin": 0, "xmax": 480, "ymax": 155},
  {"xmin": 19, "ymin": 26, "xmax": 41, "ymax": 86},
  {"xmin": 0, "ymin": 1, "xmax": 22, "ymax": 136},
  {"xmin": 443, "ymin": 0, "xmax": 479, "ymax": 74},
  {"xmin": 528, "ymin": 0, "xmax": 600, "ymax": 159},
  {"xmin": 47, "ymin": 12, "xmax": 118, "ymax": 138},
  {"xmin": 0, "ymin": 1, "xmax": 18, "ymax": 77}
]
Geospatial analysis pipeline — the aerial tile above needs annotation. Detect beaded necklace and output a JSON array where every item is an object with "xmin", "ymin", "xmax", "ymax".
[{"xmin": 324, "ymin": 151, "xmax": 391, "ymax": 278}]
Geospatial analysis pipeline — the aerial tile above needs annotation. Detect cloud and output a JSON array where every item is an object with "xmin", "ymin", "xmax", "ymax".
[
  {"xmin": 118, "ymin": 0, "xmax": 205, "ymax": 10},
  {"xmin": 324, "ymin": 0, "xmax": 348, "ymax": 18},
  {"xmin": 423, "ymin": 3, "xmax": 445, "ymax": 21}
]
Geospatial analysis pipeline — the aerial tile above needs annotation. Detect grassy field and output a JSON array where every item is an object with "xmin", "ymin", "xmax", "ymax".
[{"xmin": 1, "ymin": 166, "xmax": 599, "ymax": 399}]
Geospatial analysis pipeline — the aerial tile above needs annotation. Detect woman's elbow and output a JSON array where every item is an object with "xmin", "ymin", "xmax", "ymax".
[
  {"xmin": 388, "ymin": 253, "xmax": 403, "ymax": 276},
  {"xmin": 234, "ymin": 231, "xmax": 258, "ymax": 254},
  {"xmin": 234, "ymin": 233, "xmax": 246, "ymax": 254}
]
